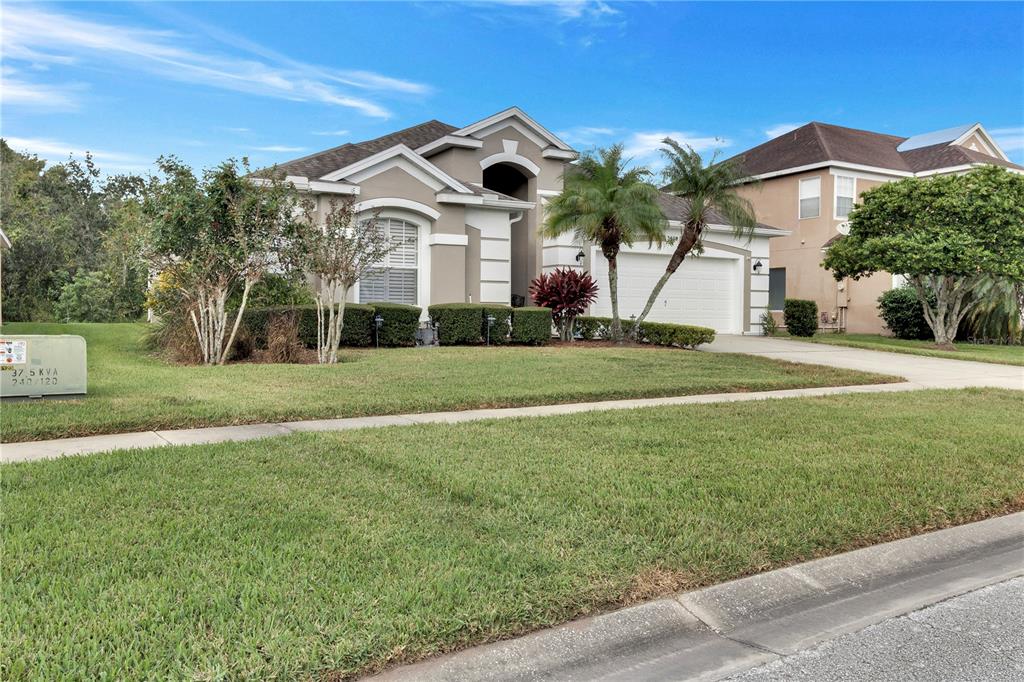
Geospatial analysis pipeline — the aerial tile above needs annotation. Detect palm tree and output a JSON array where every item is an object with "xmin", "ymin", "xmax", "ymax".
[
  {"xmin": 544, "ymin": 145, "xmax": 666, "ymax": 342},
  {"xmin": 630, "ymin": 139, "xmax": 758, "ymax": 336}
]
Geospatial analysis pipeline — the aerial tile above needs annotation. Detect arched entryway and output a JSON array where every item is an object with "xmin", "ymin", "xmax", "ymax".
[{"xmin": 482, "ymin": 162, "xmax": 535, "ymax": 303}]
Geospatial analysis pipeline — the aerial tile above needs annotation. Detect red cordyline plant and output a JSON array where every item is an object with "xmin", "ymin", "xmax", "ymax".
[{"xmin": 530, "ymin": 267, "xmax": 599, "ymax": 341}]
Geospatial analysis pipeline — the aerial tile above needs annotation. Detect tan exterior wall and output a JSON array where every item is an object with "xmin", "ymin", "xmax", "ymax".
[{"xmin": 736, "ymin": 168, "xmax": 900, "ymax": 333}]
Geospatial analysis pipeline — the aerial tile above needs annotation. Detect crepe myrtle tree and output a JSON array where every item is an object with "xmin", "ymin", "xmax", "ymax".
[
  {"xmin": 283, "ymin": 196, "xmax": 396, "ymax": 364},
  {"xmin": 145, "ymin": 157, "xmax": 298, "ymax": 365},
  {"xmin": 543, "ymin": 145, "xmax": 665, "ymax": 342},
  {"xmin": 823, "ymin": 166, "xmax": 1024, "ymax": 349},
  {"xmin": 631, "ymin": 139, "xmax": 758, "ymax": 339}
]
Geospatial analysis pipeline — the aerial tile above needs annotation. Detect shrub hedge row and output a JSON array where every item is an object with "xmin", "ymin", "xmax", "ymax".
[
  {"xmin": 510, "ymin": 307, "xmax": 553, "ymax": 345},
  {"xmin": 243, "ymin": 303, "xmax": 416, "ymax": 348},
  {"xmin": 427, "ymin": 303, "xmax": 552, "ymax": 345},
  {"xmin": 575, "ymin": 315, "xmax": 716, "ymax": 348}
]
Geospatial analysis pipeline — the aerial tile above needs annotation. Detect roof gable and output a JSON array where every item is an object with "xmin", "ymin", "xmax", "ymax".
[
  {"xmin": 453, "ymin": 106, "xmax": 573, "ymax": 151},
  {"xmin": 320, "ymin": 144, "xmax": 471, "ymax": 194},
  {"xmin": 896, "ymin": 124, "xmax": 974, "ymax": 152}
]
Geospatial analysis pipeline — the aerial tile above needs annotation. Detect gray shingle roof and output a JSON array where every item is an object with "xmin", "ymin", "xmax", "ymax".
[{"xmin": 657, "ymin": 193, "xmax": 782, "ymax": 231}]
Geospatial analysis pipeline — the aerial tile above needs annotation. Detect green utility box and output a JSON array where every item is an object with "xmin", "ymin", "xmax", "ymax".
[{"xmin": 0, "ymin": 335, "xmax": 87, "ymax": 399}]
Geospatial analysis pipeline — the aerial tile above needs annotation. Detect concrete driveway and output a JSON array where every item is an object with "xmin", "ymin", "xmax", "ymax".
[{"xmin": 704, "ymin": 336, "xmax": 1024, "ymax": 391}]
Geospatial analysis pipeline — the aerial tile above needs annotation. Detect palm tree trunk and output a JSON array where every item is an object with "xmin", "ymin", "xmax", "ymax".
[
  {"xmin": 607, "ymin": 254, "xmax": 622, "ymax": 342},
  {"xmin": 630, "ymin": 223, "xmax": 700, "ymax": 339}
]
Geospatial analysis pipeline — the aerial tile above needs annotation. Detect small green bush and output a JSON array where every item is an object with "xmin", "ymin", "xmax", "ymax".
[
  {"xmin": 576, "ymin": 316, "xmax": 612, "ymax": 340},
  {"xmin": 482, "ymin": 304, "xmax": 511, "ymax": 345},
  {"xmin": 638, "ymin": 321, "xmax": 716, "ymax": 348},
  {"xmin": 878, "ymin": 286, "xmax": 933, "ymax": 340},
  {"xmin": 760, "ymin": 310, "xmax": 778, "ymax": 337},
  {"xmin": 366, "ymin": 302, "xmax": 421, "ymax": 347},
  {"xmin": 245, "ymin": 303, "xmax": 375, "ymax": 348},
  {"xmin": 511, "ymin": 307, "xmax": 552, "ymax": 345},
  {"xmin": 428, "ymin": 304, "xmax": 485, "ymax": 345},
  {"xmin": 784, "ymin": 299, "xmax": 818, "ymax": 337}
]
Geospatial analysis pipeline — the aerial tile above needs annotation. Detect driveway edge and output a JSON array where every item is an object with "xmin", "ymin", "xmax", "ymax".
[{"xmin": 370, "ymin": 512, "xmax": 1024, "ymax": 681}]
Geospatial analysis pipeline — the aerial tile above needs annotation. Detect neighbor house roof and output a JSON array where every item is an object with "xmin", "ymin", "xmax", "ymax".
[
  {"xmin": 657, "ymin": 193, "xmax": 783, "ymax": 232},
  {"xmin": 729, "ymin": 121, "xmax": 1022, "ymax": 179}
]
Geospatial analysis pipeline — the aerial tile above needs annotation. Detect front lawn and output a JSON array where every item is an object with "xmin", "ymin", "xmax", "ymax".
[
  {"xmin": 3, "ymin": 389, "xmax": 1022, "ymax": 679},
  {"xmin": 0, "ymin": 323, "xmax": 894, "ymax": 442},
  {"xmin": 798, "ymin": 333, "xmax": 1024, "ymax": 366}
]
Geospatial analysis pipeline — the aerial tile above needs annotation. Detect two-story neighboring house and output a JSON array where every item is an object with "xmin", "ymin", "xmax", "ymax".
[{"xmin": 729, "ymin": 122, "xmax": 1023, "ymax": 333}]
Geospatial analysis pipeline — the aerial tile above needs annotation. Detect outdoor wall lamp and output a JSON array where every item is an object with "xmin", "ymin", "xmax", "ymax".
[
  {"xmin": 752, "ymin": 259, "xmax": 764, "ymax": 274},
  {"xmin": 575, "ymin": 249, "xmax": 585, "ymax": 264}
]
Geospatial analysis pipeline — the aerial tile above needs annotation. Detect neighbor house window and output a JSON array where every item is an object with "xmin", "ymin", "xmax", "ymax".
[
  {"xmin": 835, "ymin": 175, "xmax": 855, "ymax": 218},
  {"xmin": 359, "ymin": 218, "xmax": 418, "ymax": 306},
  {"xmin": 799, "ymin": 177, "xmax": 820, "ymax": 219},
  {"xmin": 768, "ymin": 268, "xmax": 786, "ymax": 311}
]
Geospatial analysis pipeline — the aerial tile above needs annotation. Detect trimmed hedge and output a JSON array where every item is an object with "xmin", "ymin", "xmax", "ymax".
[
  {"xmin": 638, "ymin": 321, "xmax": 716, "ymax": 348},
  {"xmin": 366, "ymin": 302, "xmax": 421, "ymax": 347},
  {"xmin": 783, "ymin": 299, "xmax": 818, "ymax": 337},
  {"xmin": 878, "ymin": 287, "xmax": 932, "ymax": 340},
  {"xmin": 243, "ymin": 303, "xmax": 376, "ymax": 348},
  {"xmin": 576, "ymin": 315, "xmax": 612, "ymax": 340},
  {"xmin": 428, "ymin": 303, "xmax": 485, "ymax": 345},
  {"xmin": 511, "ymin": 307, "xmax": 553, "ymax": 345},
  {"xmin": 482, "ymin": 304, "xmax": 512, "ymax": 345}
]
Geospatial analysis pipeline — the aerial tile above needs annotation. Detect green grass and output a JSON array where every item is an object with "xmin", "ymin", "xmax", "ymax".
[
  {"xmin": 0, "ymin": 323, "xmax": 895, "ymax": 443},
  {"xmin": 796, "ymin": 333, "xmax": 1024, "ymax": 366},
  {"xmin": 3, "ymin": 388, "xmax": 1022, "ymax": 680}
]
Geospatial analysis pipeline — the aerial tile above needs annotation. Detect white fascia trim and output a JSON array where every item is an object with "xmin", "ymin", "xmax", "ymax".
[
  {"xmin": 427, "ymin": 233, "xmax": 469, "ymax": 247},
  {"xmin": 480, "ymin": 151, "xmax": 541, "ymax": 176},
  {"xmin": 454, "ymin": 106, "xmax": 574, "ymax": 151},
  {"xmin": 741, "ymin": 160, "xmax": 913, "ymax": 183},
  {"xmin": 437, "ymin": 192, "xmax": 535, "ymax": 211},
  {"xmin": 437, "ymin": 192, "xmax": 483, "ymax": 205},
  {"xmin": 320, "ymin": 144, "xmax": 472, "ymax": 194},
  {"xmin": 416, "ymin": 135, "xmax": 484, "ymax": 155},
  {"xmin": 828, "ymin": 167, "xmax": 895, "ymax": 184},
  {"xmin": 951, "ymin": 123, "xmax": 1008, "ymax": 161},
  {"xmin": 537, "ymin": 189, "xmax": 562, "ymax": 197},
  {"xmin": 542, "ymin": 148, "xmax": 579, "ymax": 160},
  {"xmin": 914, "ymin": 164, "xmax": 978, "ymax": 178},
  {"xmin": 354, "ymin": 198, "xmax": 440, "ymax": 221}
]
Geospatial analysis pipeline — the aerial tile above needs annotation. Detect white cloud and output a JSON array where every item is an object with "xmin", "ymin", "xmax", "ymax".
[
  {"xmin": 0, "ymin": 75, "xmax": 80, "ymax": 110},
  {"xmin": 623, "ymin": 131, "xmax": 731, "ymax": 169},
  {"xmin": 1, "ymin": 6, "xmax": 433, "ymax": 119},
  {"xmin": 253, "ymin": 145, "xmax": 305, "ymax": 153},
  {"xmin": 223, "ymin": 127, "xmax": 251, "ymax": 134},
  {"xmin": 555, "ymin": 125, "xmax": 618, "ymax": 146},
  {"xmin": 989, "ymin": 126, "xmax": 1024, "ymax": 153},
  {"xmin": 765, "ymin": 123, "xmax": 801, "ymax": 139},
  {"xmin": 312, "ymin": 129, "xmax": 351, "ymax": 137},
  {"xmin": 3, "ymin": 136, "xmax": 151, "ymax": 173}
]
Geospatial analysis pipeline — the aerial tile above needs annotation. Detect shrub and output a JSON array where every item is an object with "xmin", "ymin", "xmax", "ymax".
[
  {"xmin": 54, "ymin": 271, "xmax": 118, "ymax": 322},
  {"xmin": 576, "ymin": 316, "xmax": 612, "ymax": 340},
  {"xmin": 143, "ymin": 313, "xmax": 202, "ymax": 363},
  {"xmin": 638, "ymin": 321, "xmax": 715, "ymax": 348},
  {"xmin": 265, "ymin": 310, "xmax": 303, "ymax": 363},
  {"xmin": 367, "ymin": 302, "xmax": 421, "ymax": 347},
  {"xmin": 760, "ymin": 310, "xmax": 778, "ymax": 337},
  {"xmin": 783, "ymin": 299, "xmax": 818, "ymax": 337},
  {"xmin": 482, "ymin": 304, "xmax": 511, "ymax": 345},
  {"xmin": 228, "ymin": 273, "xmax": 313, "ymax": 309},
  {"xmin": 877, "ymin": 286, "xmax": 933, "ymax": 340},
  {"xmin": 245, "ymin": 304, "xmax": 374, "ymax": 348},
  {"xmin": 428, "ymin": 304, "xmax": 484, "ymax": 345},
  {"xmin": 529, "ymin": 268, "xmax": 599, "ymax": 341},
  {"xmin": 511, "ymin": 306, "xmax": 552, "ymax": 345}
]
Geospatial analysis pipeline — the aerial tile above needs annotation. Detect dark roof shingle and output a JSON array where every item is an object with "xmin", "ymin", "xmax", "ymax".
[{"xmin": 657, "ymin": 193, "xmax": 782, "ymax": 231}]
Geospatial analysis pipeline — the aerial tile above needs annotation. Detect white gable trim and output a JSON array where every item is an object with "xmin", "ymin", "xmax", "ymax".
[
  {"xmin": 454, "ymin": 106, "xmax": 573, "ymax": 151},
  {"xmin": 415, "ymin": 135, "xmax": 484, "ymax": 156},
  {"xmin": 354, "ymin": 198, "xmax": 440, "ymax": 221},
  {"xmin": 320, "ymin": 145, "xmax": 472, "ymax": 193},
  {"xmin": 480, "ymin": 151, "xmax": 541, "ymax": 177},
  {"xmin": 542, "ymin": 148, "xmax": 579, "ymax": 160},
  {"xmin": 283, "ymin": 176, "xmax": 361, "ymax": 195},
  {"xmin": 951, "ymin": 124, "xmax": 1008, "ymax": 161}
]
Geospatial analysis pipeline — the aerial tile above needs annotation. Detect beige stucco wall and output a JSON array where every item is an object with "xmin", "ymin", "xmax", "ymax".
[{"xmin": 736, "ymin": 169, "xmax": 899, "ymax": 333}]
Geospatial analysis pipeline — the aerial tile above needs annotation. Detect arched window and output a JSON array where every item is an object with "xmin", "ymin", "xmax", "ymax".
[{"xmin": 359, "ymin": 218, "xmax": 419, "ymax": 305}]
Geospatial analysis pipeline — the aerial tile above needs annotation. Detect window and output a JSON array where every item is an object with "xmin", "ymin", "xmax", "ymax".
[
  {"xmin": 799, "ymin": 177, "xmax": 820, "ymax": 219},
  {"xmin": 359, "ymin": 218, "xmax": 418, "ymax": 306},
  {"xmin": 835, "ymin": 175, "xmax": 855, "ymax": 218},
  {"xmin": 768, "ymin": 268, "xmax": 786, "ymax": 311}
]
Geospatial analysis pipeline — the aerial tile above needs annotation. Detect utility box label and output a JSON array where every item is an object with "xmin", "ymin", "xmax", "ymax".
[
  {"xmin": 0, "ymin": 335, "xmax": 87, "ymax": 399},
  {"xmin": 1, "ymin": 339, "xmax": 28, "ymax": 365}
]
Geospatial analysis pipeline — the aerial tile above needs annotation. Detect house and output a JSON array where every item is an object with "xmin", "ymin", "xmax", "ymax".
[
  {"xmin": 729, "ymin": 122, "xmax": 1023, "ymax": 333},
  {"xmin": 272, "ymin": 107, "xmax": 784, "ymax": 334}
]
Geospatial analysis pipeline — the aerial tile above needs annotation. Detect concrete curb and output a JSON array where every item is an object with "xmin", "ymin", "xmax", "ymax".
[
  {"xmin": 370, "ymin": 512, "xmax": 1024, "ymax": 681},
  {"xmin": 2, "ymin": 381, "xmax": 924, "ymax": 463}
]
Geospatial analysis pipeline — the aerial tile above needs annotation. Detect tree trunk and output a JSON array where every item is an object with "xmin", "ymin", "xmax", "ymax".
[
  {"xmin": 606, "ymin": 254, "xmax": 622, "ymax": 342},
  {"xmin": 630, "ymin": 222, "xmax": 701, "ymax": 339},
  {"xmin": 911, "ymin": 274, "xmax": 980, "ymax": 350},
  {"xmin": 219, "ymin": 278, "xmax": 255, "ymax": 365}
]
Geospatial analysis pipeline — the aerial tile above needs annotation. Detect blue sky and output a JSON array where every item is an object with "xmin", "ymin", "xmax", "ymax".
[{"xmin": 2, "ymin": 1, "xmax": 1022, "ymax": 175}]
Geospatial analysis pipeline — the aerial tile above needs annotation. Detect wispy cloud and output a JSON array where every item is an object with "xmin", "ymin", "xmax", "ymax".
[
  {"xmin": 223, "ymin": 127, "xmax": 251, "ymax": 134},
  {"xmin": 623, "ymin": 131, "xmax": 731, "ymax": 169},
  {"xmin": 3, "ymin": 136, "xmax": 151, "ymax": 173},
  {"xmin": 253, "ymin": 145, "xmax": 306, "ymax": 153},
  {"xmin": 555, "ymin": 125, "xmax": 618, "ymax": 146},
  {"xmin": 990, "ymin": 126, "xmax": 1024, "ymax": 153},
  {"xmin": 1, "ymin": 6, "xmax": 432, "ymax": 119},
  {"xmin": 765, "ymin": 123, "xmax": 801, "ymax": 139},
  {"xmin": 312, "ymin": 129, "xmax": 351, "ymax": 137},
  {"xmin": 0, "ymin": 66, "xmax": 82, "ymax": 110}
]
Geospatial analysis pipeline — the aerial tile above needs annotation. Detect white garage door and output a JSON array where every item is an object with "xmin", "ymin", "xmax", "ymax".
[{"xmin": 590, "ymin": 252, "xmax": 741, "ymax": 333}]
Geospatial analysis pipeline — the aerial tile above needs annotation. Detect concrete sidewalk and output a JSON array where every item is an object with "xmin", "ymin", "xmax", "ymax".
[{"xmin": 370, "ymin": 512, "xmax": 1024, "ymax": 682}]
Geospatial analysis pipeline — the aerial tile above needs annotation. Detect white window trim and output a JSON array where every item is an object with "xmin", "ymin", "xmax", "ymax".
[
  {"xmin": 833, "ymin": 174, "xmax": 857, "ymax": 220},
  {"xmin": 798, "ymin": 176, "xmax": 821, "ymax": 220},
  {"xmin": 351, "ymin": 209, "xmax": 431, "ymax": 318}
]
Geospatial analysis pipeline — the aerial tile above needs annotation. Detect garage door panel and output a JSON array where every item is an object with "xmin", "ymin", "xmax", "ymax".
[{"xmin": 590, "ymin": 253, "xmax": 739, "ymax": 332}]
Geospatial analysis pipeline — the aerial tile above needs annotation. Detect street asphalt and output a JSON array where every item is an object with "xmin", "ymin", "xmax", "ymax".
[{"xmin": 723, "ymin": 576, "xmax": 1024, "ymax": 682}]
